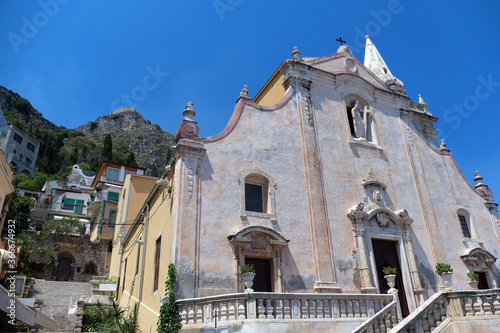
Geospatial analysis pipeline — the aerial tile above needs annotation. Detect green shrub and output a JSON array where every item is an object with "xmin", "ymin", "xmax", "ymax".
[
  {"xmin": 240, "ymin": 264, "xmax": 255, "ymax": 274},
  {"xmin": 435, "ymin": 263, "xmax": 453, "ymax": 275},
  {"xmin": 382, "ymin": 266, "xmax": 397, "ymax": 275}
]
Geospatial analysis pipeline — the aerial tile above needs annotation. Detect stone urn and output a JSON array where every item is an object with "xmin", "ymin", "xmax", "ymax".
[
  {"xmin": 440, "ymin": 272, "xmax": 453, "ymax": 290},
  {"xmin": 384, "ymin": 274, "xmax": 397, "ymax": 293},
  {"xmin": 242, "ymin": 272, "xmax": 256, "ymax": 292},
  {"xmin": 469, "ymin": 280, "xmax": 479, "ymax": 290}
]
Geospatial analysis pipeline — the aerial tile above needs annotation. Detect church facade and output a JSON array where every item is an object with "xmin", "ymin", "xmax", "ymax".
[{"xmin": 110, "ymin": 36, "xmax": 500, "ymax": 332}]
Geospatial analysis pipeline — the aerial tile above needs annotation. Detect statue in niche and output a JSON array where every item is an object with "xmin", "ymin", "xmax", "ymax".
[
  {"xmin": 373, "ymin": 190, "xmax": 382, "ymax": 203},
  {"xmin": 351, "ymin": 100, "xmax": 372, "ymax": 141}
]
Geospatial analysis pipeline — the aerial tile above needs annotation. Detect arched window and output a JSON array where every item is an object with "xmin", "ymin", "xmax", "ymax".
[
  {"xmin": 84, "ymin": 262, "xmax": 97, "ymax": 274},
  {"xmin": 244, "ymin": 174, "xmax": 269, "ymax": 213}
]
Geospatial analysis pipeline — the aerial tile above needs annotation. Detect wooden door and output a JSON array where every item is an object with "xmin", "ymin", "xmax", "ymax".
[
  {"xmin": 245, "ymin": 258, "xmax": 272, "ymax": 292},
  {"xmin": 56, "ymin": 257, "xmax": 71, "ymax": 281},
  {"xmin": 372, "ymin": 239, "xmax": 410, "ymax": 317}
]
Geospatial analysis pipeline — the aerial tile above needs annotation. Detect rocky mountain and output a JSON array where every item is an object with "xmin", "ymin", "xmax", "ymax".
[
  {"xmin": 76, "ymin": 107, "xmax": 175, "ymax": 172},
  {"xmin": 0, "ymin": 85, "xmax": 59, "ymax": 131}
]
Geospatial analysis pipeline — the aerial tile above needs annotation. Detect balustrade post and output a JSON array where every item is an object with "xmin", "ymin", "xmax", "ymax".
[
  {"xmin": 291, "ymin": 299, "xmax": 300, "ymax": 319},
  {"xmin": 309, "ymin": 299, "xmax": 316, "ymax": 319},
  {"xmin": 203, "ymin": 303, "xmax": 212, "ymax": 323},
  {"xmin": 247, "ymin": 298, "xmax": 257, "ymax": 319},
  {"xmin": 324, "ymin": 299, "xmax": 331, "ymax": 319},
  {"xmin": 276, "ymin": 299, "xmax": 283, "ymax": 319},
  {"xmin": 317, "ymin": 299, "xmax": 324, "ymax": 319},
  {"xmin": 302, "ymin": 299, "xmax": 309, "ymax": 319},
  {"xmin": 196, "ymin": 306, "xmax": 203, "ymax": 324},
  {"xmin": 180, "ymin": 305, "xmax": 188, "ymax": 325},
  {"xmin": 188, "ymin": 305, "xmax": 195, "ymax": 324},
  {"xmin": 220, "ymin": 302, "xmax": 228, "ymax": 321},
  {"xmin": 237, "ymin": 300, "xmax": 245, "ymax": 320},
  {"xmin": 228, "ymin": 300, "xmax": 236, "ymax": 321},
  {"xmin": 266, "ymin": 298, "xmax": 274, "ymax": 319},
  {"xmin": 258, "ymin": 299, "xmax": 266, "ymax": 319},
  {"xmin": 284, "ymin": 299, "xmax": 291, "ymax": 319},
  {"xmin": 483, "ymin": 295, "xmax": 493, "ymax": 316}
]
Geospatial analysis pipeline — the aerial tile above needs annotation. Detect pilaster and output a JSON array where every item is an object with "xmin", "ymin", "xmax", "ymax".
[
  {"xmin": 285, "ymin": 67, "xmax": 340, "ymax": 292},
  {"xmin": 171, "ymin": 138, "xmax": 206, "ymax": 299}
]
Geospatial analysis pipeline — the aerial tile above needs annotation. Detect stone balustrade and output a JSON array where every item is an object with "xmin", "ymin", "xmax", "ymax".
[
  {"xmin": 391, "ymin": 289, "xmax": 500, "ymax": 332},
  {"xmin": 352, "ymin": 291, "xmax": 401, "ymax": 333},
  {"xmin": 177, "ymin": 292, "xmax": 393, "ymax": 327}
]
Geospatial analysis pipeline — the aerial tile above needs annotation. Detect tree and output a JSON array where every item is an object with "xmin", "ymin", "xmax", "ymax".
[
  {"xmin": 125, "ymin": 152, "xmax": 138, "ymax": 167},
  {"xmin": 157, "ymin": 264, "xmax": 182, "ymax": 333},
  {"xmin": 4, "ymin": 190, "xmax": 34, "ymax": 233},
  {"xmin": 70, "ymin": 147, "xmax": 79, "ymax": 164},
  {"xmin": 102, "ymin": 134, "xmax": 113, "ymax": 161}
]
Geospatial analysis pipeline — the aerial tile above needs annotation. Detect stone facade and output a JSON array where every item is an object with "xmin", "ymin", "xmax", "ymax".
[
  {"xmin": 111, "ymin": 36, "xmax": 500, "ymax": 332},
  {"xmin": 24, "ymin": 230, "xmax": 110, "ymax": 282}
]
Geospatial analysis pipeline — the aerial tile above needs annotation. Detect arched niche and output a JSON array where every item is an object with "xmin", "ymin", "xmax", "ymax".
[{"xmin": 461, "ymin": 247, "xmax": 497, "ymax": 288}]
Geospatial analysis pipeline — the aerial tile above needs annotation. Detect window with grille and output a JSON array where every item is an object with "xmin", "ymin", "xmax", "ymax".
[
  {"xmin": 459, "ymin": 215, "xmax": 471, "ymax": 238},
  {"xmin": 245, "ymin": 183, "xmax": 263, "ymax": 212}
]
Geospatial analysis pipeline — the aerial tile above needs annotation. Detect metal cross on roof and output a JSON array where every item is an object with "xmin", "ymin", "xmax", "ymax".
[{"xmin": 336, "ymin": 37, "xmax": 346, "ymax": 46}]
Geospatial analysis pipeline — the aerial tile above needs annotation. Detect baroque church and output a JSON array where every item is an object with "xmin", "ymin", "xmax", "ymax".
[{"xmin": 109, "ymin": 36, "xmax": 500, "ymax": 332}]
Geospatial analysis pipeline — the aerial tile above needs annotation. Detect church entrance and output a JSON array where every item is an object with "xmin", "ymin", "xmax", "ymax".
[
  {"xmin": 372, "ymin": 239, "xmax": 409, "ymax": 317},
  {"xmin": 56, "ymin": 257, "xmax": 71, "ymax": 281},
  {"xmin": 245, "ymin": 258, "xmax": 272, "ymax": 292}
]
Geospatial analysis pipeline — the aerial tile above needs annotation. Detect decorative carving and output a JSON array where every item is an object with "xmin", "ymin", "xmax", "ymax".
[
  {"xmin": 175, "ymin": 102, "xmax": 200, "ymax": 142},
  {"xmin": 300, "ymin": 87, "xmax": 313, "ymax": 126},
  {"xmin": 292, "ymin": 46, "xmax": 302, "ymax": 62},
  {"xmin": 373, "ymin": 190, "xmax": 382, "ymax": 203},
  {"xmin": 352, "ymin": 268, "xmax": 362, "ymax": 289},
  {"xmin": 396, "ymin": 209, "xmax": 409, "ymax": 219},
  {"xmin": 240, "ymin": 84, "xmax": 249, "ymax": 98},
  {"xmin": 474, "ymin": 171, "xmax": 495, "ymax": 203},
  {"xmin": 187, "ymin": 165, "xmax": 194, "ymax": 200},
  {"xmin": 250, "ymin": 234, "xmax": 268, "ymax": 250},
  {"xmin": 376, "ymin": 213, "xmax": 391, "ymax": 228}
]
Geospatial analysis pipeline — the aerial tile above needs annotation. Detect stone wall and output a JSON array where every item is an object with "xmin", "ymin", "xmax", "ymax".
[{"xmin": 23, "ymin": 230, "xmax": 109, "ymax": 282}]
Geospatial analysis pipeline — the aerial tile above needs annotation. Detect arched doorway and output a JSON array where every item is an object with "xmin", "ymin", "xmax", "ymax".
[
  {"xmin": 56, "ymin": 257, "xmax": 71, "ymax": 281},
  {"xmin": 229, "ymin": 226, "xmax": 289, "ymax": 293}
]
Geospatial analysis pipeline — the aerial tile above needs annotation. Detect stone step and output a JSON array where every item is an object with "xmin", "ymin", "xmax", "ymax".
[{"xmin": 31, "ymin": 279, "xmax": 90, "ymax": 320}]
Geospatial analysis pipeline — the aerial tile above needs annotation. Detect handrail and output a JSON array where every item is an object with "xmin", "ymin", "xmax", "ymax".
[
  {"xmin": 352, "ymin": 291, "xmax": 400, "ymax": 333},
  {"xmin": 389, "ymin": 291, "xmax": 444, "ymax": 332}
]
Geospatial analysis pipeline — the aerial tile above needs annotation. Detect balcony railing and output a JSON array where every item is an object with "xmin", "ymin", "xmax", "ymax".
[{"xmin": 177, "ymin": 292, "xmax": 393, "ymax": 327}]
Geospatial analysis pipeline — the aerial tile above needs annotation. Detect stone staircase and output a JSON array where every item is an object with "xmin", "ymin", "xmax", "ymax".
[{"xmin": 30, "ymin": 279, "xmax": 90, "ymax": 332}]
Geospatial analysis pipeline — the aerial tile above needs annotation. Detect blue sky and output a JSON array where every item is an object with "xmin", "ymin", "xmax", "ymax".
[{"xmin": 0, "ymin": 1, "xmax": 499, "ymax": 196}]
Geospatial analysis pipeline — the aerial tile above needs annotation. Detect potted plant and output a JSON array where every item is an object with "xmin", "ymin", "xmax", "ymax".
[
  {"xmin": 467, "ymin": 272, "xmax": 479, "ymax": 290},
  {"xmin": 435, "ymin": 263, "xmax": 453, "ymax": 290},
  {"xmin": 382, "ymin": 266, "xmax": 397, "ymax": 291},
  {"xmin": 240, "ymin": 264, "xmax": 255, "ymax": 292}
]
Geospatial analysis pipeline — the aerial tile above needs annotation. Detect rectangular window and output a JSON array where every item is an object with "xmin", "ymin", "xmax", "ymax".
[
  {"xmin": 74, "ymin": 200, "xmax": 85, "ymax": 214},
  {"xmin": 153, "ymin": 236, "xmax": 161, "ymax": 292},
  {"xmin": 135, "ymin": 242, "xmax": 141, "ymax": 276},
  {"xmin": 245, "ymin": 183, "xmax": 263, "ymax": 212},
  {"xmin": 122, "ymin": 257, "xmax": 128, "ymax": 292},
  {"xmin": 459, "ymin": 215, "xmax": 471, "ymax": 238},
  {"xmin": 108, "ymin": 210, "xmax": 117, "ymax": 226},
  {"xmin": 108, "ymin": 191, "xmax": 119, "ymax": 201},
  {"xmin": 27, "ymin": 142, "xmax": 35, "ymax": 152},
  {"xmin": 62, "ymin": 198, "xmax": 75, "ymax": 211},
  {"xmin": 25, "ymin": 157, "xmax": 32, "ymax": 165},
  {"xmin": 107, "ymin": 167, "xmax": 120, "ymax": 181},
  {"xmin": 13, "ymin": 133, "xmax": 22, "ymax": 144}
]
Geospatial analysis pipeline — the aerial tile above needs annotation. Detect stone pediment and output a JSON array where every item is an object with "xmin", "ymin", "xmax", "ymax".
[
  {"xmin": 305, "ymin": 53, "xmax": 391, "ymax": 93},
  {"xmin": 461, "ymin": 247, "xmax": 496, "ymax": 268},
  {"xmin": 348, "ymin": 205, "xmax": 413, "ymax": 229}
]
